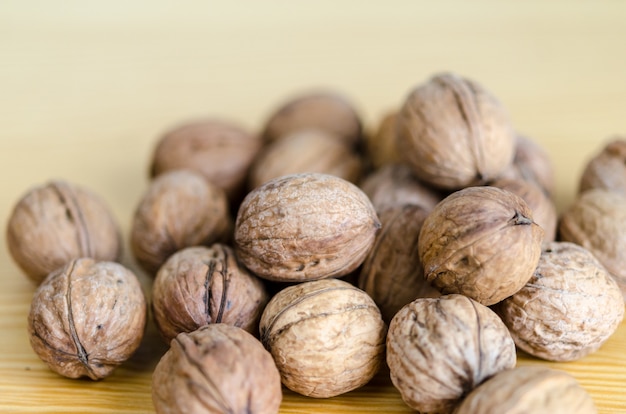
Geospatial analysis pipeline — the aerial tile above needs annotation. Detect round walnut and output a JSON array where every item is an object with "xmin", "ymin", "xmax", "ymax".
[
  {"xmin": 359, "ymin": 163, "xmax": 442, "ymax": 214},
  {"xmin": 130, "ymin": 170, "xmax": 231, "ymax": 276},
  {"xmin": 259, "ymin": 278, "xmax": 386, "ymax": 398},
  {"xmin": 27, "ymin": 258, "xmax": 147, "ymax": 380},
  {"xmin": 248, "ymin": 128, "xmax": 363, "ymax": 190},
  {"xmin": 152, "ymin": 244, "xmax": 269, "ymax": 343},
  {"xmin": 386, "ymin": 294, "xmax": 516, "ymax": 413},
  {"xmin": 365, "ymin": 110, "xmax": 401, "ymax": 168},
  {"xmin": 396, "ymin": 72, "xmax": 516, "ymax": 190},
  {"xmin": 455, "ymin": 366, "xmax": 597, "ymax": 414},
  {"xmin": 358, "ymin": 204, "xmax": 440, "ymax": 323},
  {"xmin": 6, "ymin": 180, "xmax": 121, "ymax": 285},
  {"xmin": 559, "ymin": 188, "xmax": 626, "ymax": 299},
  {"xmin": 579, "ymin": 138, "xmax": 626, "ymax": 196},
  {"xmin": 152, "ymin": 324, "xmax": 282, "ymax": 414},
  {"xmin": 260, "ymin": 90, "xmax": 362, "ymax": 148},
  {"xmin": 418, "ymin": 186, "xmax": 544, "ymax": 306},
  {"xmin": 234, "ymin": 172, "xmax": 380, "ymax": 282},
  {"xmin": 497, "ymin": 242, "xmax": 624, "ymax": 362},
  {"xmin": 150, "ymin": 118, "xmax": 262, "ymax": 202}
]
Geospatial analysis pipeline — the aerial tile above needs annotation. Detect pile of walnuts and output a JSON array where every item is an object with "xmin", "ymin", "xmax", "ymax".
[{"xmin": 7, "ymin": 72, "xmax": 626, "ymax": 413}]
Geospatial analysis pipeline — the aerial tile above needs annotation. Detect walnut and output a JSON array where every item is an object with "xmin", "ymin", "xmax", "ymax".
[
  {"xmin": 152, "ymin": 324, "xmax": 282, "ymax": 414},
  {"xmin": 455, "ymin": 366, "xmax": 597, "ymax": 414},
  {"xmin": 497, "ymin": 242, "xmax": 624, "ymax": 361},
  {"xmin": 259, "ymin": 278, "xmax": 386, "ymax": 398},
  {"xmin": 359, "ymin": 163, "xmax": 443, "ymax": 214},
  {"xmin": 386, "ymin": 294, "xmax": 516, "ymax": 413},
  {"xmin": 27, "ymin": 258, "xmax": 147, "ymax": 380},
  {"xmin": 151, "ymin": 244, "xmax": 269, "ymax": 343},
  {"xmin": 490, "ymin": 177, "xmax": 558, "ymax": 242},
  {"xmin": 130, "ymin": 170, "xmax": 232, "ymax": 276},
  {"xmin": 247, "ymin": 128, "xmax": 363, "ymax": 190},
  {"xmin": 579, "ymin": 137, "xmax": 626, "ymax": 196},
  {"xmin": 418, "ymin": 186, "xmax": 544, "ymax": 305},
  {"xmin": 6, "ymin": 180, "xmax": 121, "ymax": 285},
  {"xmin": 559, "ymin": 188, "xmax": 626, "ymax": 299},
  {"xmin": 358, "ymin": 204, "xmax": 440, "ymax": 323},
  {"xmin": 396, "ymin": 72, "xmax": 515, "ymax": 190},
  {"xmin": 365, "ymin": 110, "xmax": 401, "ymax": 168},
  {"xmin": 260, "ymin": 90, "xmax": 362, "ymax": 148},
  {"xmin": 234, "ymin": 172, "xmax": 380, "ymax": 282},
  {"xmin": 150, "ymin": 118, "xmax": 262, "ymax": 203}
]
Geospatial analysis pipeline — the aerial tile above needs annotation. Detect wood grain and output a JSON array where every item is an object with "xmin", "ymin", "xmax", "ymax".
[{"xmin": 2, "ymin": 1, "xmax": 626, "ymax": 412}]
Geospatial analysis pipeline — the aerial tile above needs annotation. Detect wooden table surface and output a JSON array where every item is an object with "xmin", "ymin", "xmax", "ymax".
[{"xmin": 2, "ymin": 1, "xmax": 626, "ymax": 412}]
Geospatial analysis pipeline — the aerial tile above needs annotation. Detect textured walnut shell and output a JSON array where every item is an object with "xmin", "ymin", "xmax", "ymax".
[
  {"xmin": 455, "ymin": 366, "xmax": 597, "ymax": 414},
  {"xmin": 150, "ymin": 118, "xmax": 262, "ymax": 202},
  {"xmin": 152, "ymin": 324, "xmax": 282, "ymax": 414},
  {"xmin": 131, "ymin": 170, "xmax": 231, "ymax": 275},
  {"xmin": 365, "ymin": 111, "xmax": 401, "ymax": 168},
  {"xmin": 559, "ymin": 188, "xmax": 626, "ymax": 298},
  {"xmin": 396, "ymin": 72, "xmax": 515, "ymax": 190},
  {"xmin": 261, "ymin": 91, "xmax": 362, "ymax": 147},
  {"xmin": 152, "ymin": 244, "xmax": 269, "ymax": 343},
  {"xmin": 27, "ymin": 258, "xmax": 147, "ymax": 380},
  {"xmin": 6, "ymin": 180, "xmax": 121, "ymax": 285},
  {"xmin": 418, "ymin": 186, "xmax": 544, "ymax": 305},
  {"xmin": 259, "ymin": 278, "xmax": 386, "ymax": 398},
  {"xmin": 498, "ymin": 242, "xmax": 624, "ymax": 362},
  {"xmin": 499, "ymin": 134, "xmax": 556, "ymax": 197},
  {"xmin": 359, "ymin": 163, "xmax": 443, "ymax": 214},
  {"xmin": 358, "ymin": 205, "xmax": 440, "ymax": 323},
  {"xmin": 491, "ymin": 177, "xmax": 557, "ymax": 242},
  {"xmin": 387, "ymin": 294, "xmax": 516, "ymax": 413},
  {"xmin": 248, "ymin": 128, "xmax": 363, "ymax": 190},
  {"xmin": 234, "ymin": 172, "xmax": 380, "ymax": 282},
  {"xmin": 579, "ymin": 138, "xmax": 626, "ymax": 196}
]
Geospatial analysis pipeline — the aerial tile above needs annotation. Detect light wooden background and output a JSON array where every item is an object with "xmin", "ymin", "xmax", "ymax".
[{"xmin": 1, "ymin": 1, "xmax": 626, "ymax": 412}]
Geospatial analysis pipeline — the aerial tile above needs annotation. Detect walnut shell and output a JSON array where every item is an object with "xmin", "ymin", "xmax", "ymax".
[
  {"xmin": 358, "ymin": 205, "xmax": 440, "ymax": 323},
  {"xmin": 396, "ymin": 72, "xmax": 515, "ymax": 190},
  {"xmin": 6, "ymin": 180, "xmax": 121, "ymax": 285},
  {"xmin": 27, "ymin": 258, "xmax": 147, "ymax": 380},
  {"xmin": 499, "ymin": 134, "xmax": 556, "ymax": 197},
  {"xmin": 418, "ymin": 186, "xmax": 544, "ymax": 305},
  {"xmin": 261, "ymin": 90, "xmax": 362, "ymax": 147},
  {"xmin": 386, "ymin": 294, "xmax": 516, "ymax": 413},
  {"xmin": 152, "ymin": 244, "xmax": 269, "ymax": 343},
  {"xmin": 365, "ymin": 110, "xmax": 401, "ymax": 168},
  {"xmin": 248, "ymin": 128, "xmax": 363, "ymax": 190},
  {"xmin": 579, "ymin": 137, "xmax": 626, "ymax": 196},
  {"xmin": 455, "ymin": 366, "xmax": 597, "ymax": 414},
  {"xmin": 130, "ymin": 170, "xmax": 231, "ymax": 275},
  {"xmin": 150, "ymin": 118, "xmax": 262, "ymax": 203},
  {"xmin": 259, "ymin": 278, "xmax": 386, "ymax": 398},
  {"xmin": 359, "ymin": 163, "xmax": 443, "ymax": 214},
  {"xmin": 234, "ymin": 172, "xmax": 380, "ymax": 282},
  {"xmin": 152, "ymin": 324, "xmax": 282, "ymax": 414},
  {"xmin": 497, "ymin": 242, "xmax": 624, "ymax": 361},
  {"xmin": 559, "ymin": 188, "xmax": 626, "ymax": 298}
]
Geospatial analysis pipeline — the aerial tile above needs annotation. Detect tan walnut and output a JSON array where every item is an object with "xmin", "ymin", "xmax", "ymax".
[
  {"xmin": 234, "ymin": 172, "xmax": 380, "ymax": 282},
  {"xmin": 259, "ymin": 278, "xmax": 386, "ymax": 398},
  {"xmin": 579, "ymin": 137, "xmax": 626, "ymax": 196},
  {"xmin": 364, "ymin": 110, "xmax": 401, "ymax": 168},
  {"xmin": 386, "ymin": 294, "xmax": 516, "ymax": 413},
  {"xmin": 6, "ymin": 180, "xmax": 121, "ymax": 285},
  {"xmin": 418, "ymin": 186, "xmax": 544, "ymax": 306},
  {"xmin": 152, "ymin": 324, "xmax": 282, "ymax": 414},
  {"xmin": 27, "ymin": 258, "xmax": 147, "ymax": 380}
]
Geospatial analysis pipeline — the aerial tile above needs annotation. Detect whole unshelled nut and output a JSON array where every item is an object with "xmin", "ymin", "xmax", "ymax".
[
  {"xmin": 396, "ymin": 72, "xmax": 516, "ymax": 190},
  {"xmin": 497, "ymin": 242, "xmax": 624, "ymax": 362},
  {"xmin": 259, "ymin": 278, "xmax": 386, "ymax": 398},
  {"xmin": 152, "ymin": 244, "xmax": 269, "ymax": 343},
  {"xmin": 365, "ymin": 111, "xmax": 401, "ymax": 168},
  {"xmin": 6, "ymin": 180, "xmax": 121, "ymax": 285},
  {"xmin": 152, "ymin": 324, "xmax": 282, "ymax": 414},
  {"xmin": 234, "ymin": 172, "xmax": 380, "ymax": 282},
  {"xmin": 27, "ymin": 258, "xmax": 147, "ymax": 380},
  {"xmin": 579, "ymin": 137, "xmax": 626, "ymax": 196},
  {"xmin": 455, "ymin": 366, "xmax": 597, "ymax": 414},
  {"xmin": 418, "ymin": 186, "xmax": 544, "ymax": 305},
  {"xmin": 386, "ymin": 294, "xmax": 516, "ymax": 413}
]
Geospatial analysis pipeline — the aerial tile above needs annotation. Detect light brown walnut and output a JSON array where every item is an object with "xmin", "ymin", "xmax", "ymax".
[
  {"xmin": 365, "ymin": 110, "xmax": 401, "ymax": 168},
  {"xmin": 579, "ymin": 137, "xmax": 626, "ymax": 196}
]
